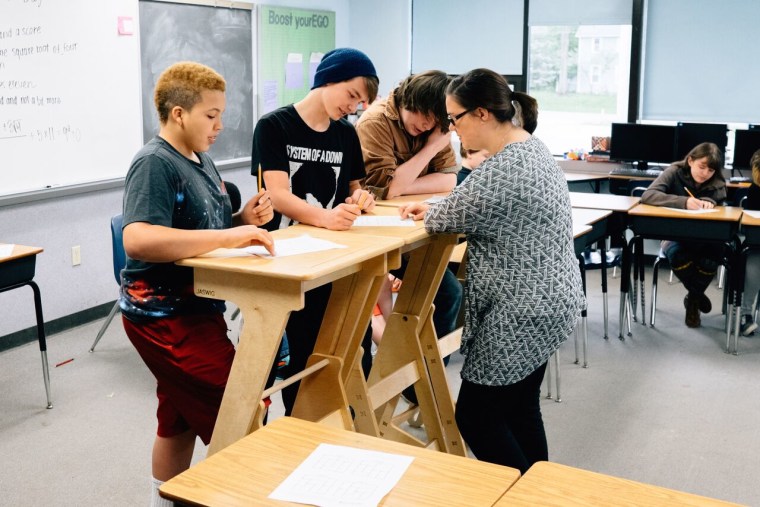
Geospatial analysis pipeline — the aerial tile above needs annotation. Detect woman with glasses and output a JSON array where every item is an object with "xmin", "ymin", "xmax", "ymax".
[{"xmin": 399, "ymin": 68, "xmax": 584, "ymax": 473}]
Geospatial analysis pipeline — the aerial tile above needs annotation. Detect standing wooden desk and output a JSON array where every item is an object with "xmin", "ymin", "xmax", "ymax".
[
  {"xmin": 493, "ymin": 461, "xmax": 739, "ymax": 506},
  {"xmin": 626, "ymin": 205, "xmax": 743, "ymax": 345},
  {"xmin": 570, "ymin": 193, "xmax": 641, "ymax": 340},
  {"xmin": 295, "ymin": 206, "xmax": 464, "ymax": 455},
  {"xmin": 160, "ymin": 416, "xmax": 520, "ymax": 506},
  {"xmin": 0, "ymin": 244, "xmax": 52, "ymax": 409},
  {"xmin": 176, "ymin": 227, "xmax": 404, "ymax": 454}
]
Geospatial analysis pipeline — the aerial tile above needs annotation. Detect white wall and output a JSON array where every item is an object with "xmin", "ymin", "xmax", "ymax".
[{"xmin": 348, "ymin": 0, "xmax": 412, "ymax": 98}]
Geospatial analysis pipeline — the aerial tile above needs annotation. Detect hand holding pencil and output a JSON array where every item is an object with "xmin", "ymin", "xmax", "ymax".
[
  {"xmin": 684, "ymin": 186, "xmax": 714, "ymax": 210},
  {"xmin": 346, "ymin": 188, "xmax": 375, "ymax": 212}
]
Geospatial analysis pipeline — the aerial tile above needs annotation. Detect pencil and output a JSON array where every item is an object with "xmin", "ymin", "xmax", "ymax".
[
  {"xmin": 258, "ymin": 164, "xmax": 262, "ymax": 192},
  {"xmin": 684, "ymin": 187, "xmax": 696, "ymax": 199}
]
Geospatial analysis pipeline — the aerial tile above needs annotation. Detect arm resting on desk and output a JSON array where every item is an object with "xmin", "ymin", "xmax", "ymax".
[{"xmin": 123, "ymin": 222, "xmax": 274, "ymax": 263}]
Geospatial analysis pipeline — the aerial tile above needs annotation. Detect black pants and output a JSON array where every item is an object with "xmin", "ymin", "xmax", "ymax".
[
  {"xmin": 663, "ymin": 240, "xmax": 724, "ymax": 295},
  {"xmin": 265, "ymin": 283, "xmax": 373, "ymax": 415},
  {"xmin": 455, "ymin": 362, "xmax": 548, "ymax": 474}
]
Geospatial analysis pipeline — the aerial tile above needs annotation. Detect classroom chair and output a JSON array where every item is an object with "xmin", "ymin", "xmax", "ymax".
[{"xmin": 89, "ymin": 214, "xmax": 125, "ymax": 353}]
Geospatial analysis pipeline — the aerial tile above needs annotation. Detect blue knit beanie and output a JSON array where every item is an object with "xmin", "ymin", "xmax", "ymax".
[{"xmin": 311, "ymin": 48, "xmax": 377, "ymax": 90}]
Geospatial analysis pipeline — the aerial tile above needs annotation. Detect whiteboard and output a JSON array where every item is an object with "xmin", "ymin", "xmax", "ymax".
[{"xmin": 0, "ymin": 0, "xmax": 142, "ymax": 197}]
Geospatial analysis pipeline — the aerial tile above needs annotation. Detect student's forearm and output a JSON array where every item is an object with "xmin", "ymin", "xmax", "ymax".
[
  {"xmin": 270, "ymin": 188, "xmax": 327, "ymax": 227},
  {"xmin": 123, "ymin": 223, "xmax": 232, "ymax": 263},
  {"xmin": 403, "ymin": 172, "xmax": 456, "ymax": 195},
  {"xmin": 385, "ymin": 144, "xmax": 443, "ymax": 198}
]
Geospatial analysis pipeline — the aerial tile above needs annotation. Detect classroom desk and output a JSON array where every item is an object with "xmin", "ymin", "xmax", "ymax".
[
  {"xmin": 625, "ymin": 204, "xmax": 743, "ymax": 342},
  {"xmin": 571, "ymin": 209, "xmax": 613, "ymax": 366},
  {"xmin": 494, "ymin": 461, "xmax": 739, "ymax": 506},
  {"xmin": 160, "ymin": 416, "xmax": 520, "ymax": 507},
  {"xmin": 294, "ymin": 206, "xmax": 464, "ymax": 455},
  {"xmin": 570, "ymin": 193, "xmax": 641, "ymax": 340},
  {"xmin": 0, "ymin": 244, "xmax": 52, "ymax": 409},
  {"xmin": 176, "ymin": 227, "xmax": 404, "ymax": 455},
  {"xmin": 564, "ymin": 172, "xmax": 609, "ymax": 193},
  {"xmin": 731, "ymin": 212, "xmax": 760, "ymax": 353}
]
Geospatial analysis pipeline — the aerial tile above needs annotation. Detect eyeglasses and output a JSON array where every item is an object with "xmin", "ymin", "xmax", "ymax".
[{"xmin": 447, "ymin": 109, "xmax": 473, "ymax": 127}]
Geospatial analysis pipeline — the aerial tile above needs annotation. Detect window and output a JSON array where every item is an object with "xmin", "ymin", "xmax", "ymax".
[{"xmin": 527, "ymin": 0, "xmax": 632, "ymax": 155}]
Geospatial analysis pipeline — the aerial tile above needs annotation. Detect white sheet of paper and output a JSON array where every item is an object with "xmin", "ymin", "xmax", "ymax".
[
  {"xmin": 245, "ymin": 234, "xmax": 347, "ymax": 258},
  {"xmin": 353, "ymin": 216, "xmax": 415, "ymax": 227},
  {"xmin": 0, "ymin": 244, "xmax": 15, "ymax": 258},
  {"xmin": 268, "ymin": 443, "xmax": 414, "ymax": 507},
  {"xmin": 743, "ymin": 209, "xmax": 760, "ymax": 219},
  {"xmin": 198, "ymin": 234, "xmax": 346, "ymax": 259},
  {"xmin": 665, "ymin": 207, "xmax": 719, "ymax": 214},
  {"xmin": 423, "ymin": 195, "xmax": 445, "ymax": 204}
]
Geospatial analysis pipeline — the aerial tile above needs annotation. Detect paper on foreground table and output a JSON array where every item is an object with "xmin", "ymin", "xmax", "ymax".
[{"xmin": 268, "ymin": 443, "xmax": 414, "ymax": 507}]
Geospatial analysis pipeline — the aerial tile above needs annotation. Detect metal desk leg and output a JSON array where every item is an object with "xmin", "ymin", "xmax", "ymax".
[
  {"xmin": 29, "ymin": 281, "xmax": 53, "ymax": 409},
  {"xmin": 600, "ymin": 239, "xmax": 609, "ymax": 340}
]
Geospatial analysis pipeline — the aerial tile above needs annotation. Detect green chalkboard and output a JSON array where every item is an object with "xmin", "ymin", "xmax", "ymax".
[{"xmin": 257, "ymin": 6, "xmax": 335, "ymax": 115}]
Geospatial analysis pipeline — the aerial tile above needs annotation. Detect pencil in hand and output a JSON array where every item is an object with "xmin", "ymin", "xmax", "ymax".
[
  {"xmin": 258, "ymin": 164, "xmax": 262, "ymax": 192},
  {"xmin": 684, "ymin": 186, "xmax": 696, "ymax": 199},
  {"xmin": 356, "ymin": 191, "xmax": 368, "ymax": 211}
]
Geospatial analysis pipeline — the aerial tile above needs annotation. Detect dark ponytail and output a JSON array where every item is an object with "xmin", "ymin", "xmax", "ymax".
[{"xmin": 447, "ymin": 68, "xmax": 539, "ymax": 134}]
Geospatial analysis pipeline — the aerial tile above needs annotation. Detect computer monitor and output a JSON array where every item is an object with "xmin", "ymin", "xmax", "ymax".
[
  {"xmin": 609, "ymin": 123, "xmax": 677, "ymax": 170},
  {"xmin": 732, "ymin": 129, "xmax": 760, "ymax": 170},
  {"xmin": 674, "ymin": 122, "xmax": 727, "ymax": 160},
  {"xmin": 749, "ymin": 124, "xmax": 760, "ymax": 131}
]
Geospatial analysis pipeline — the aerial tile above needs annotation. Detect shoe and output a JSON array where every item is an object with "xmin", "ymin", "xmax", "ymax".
[
  {"xmin": 740, "ymin": 315, "xmax": 758, "ymax": 336},
  {"xmin": 685, "ymin": 293, "xmax": 701, "ymax": 328},
  {"xmin": 699, "ymin": 294, "xmax": 712, "ymax": 314},
  {"xmin": 684, "ymin": 294, "xmax": 712, "ymax": 314}
]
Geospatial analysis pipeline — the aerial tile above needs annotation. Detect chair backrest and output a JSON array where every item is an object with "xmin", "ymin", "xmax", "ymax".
[
  {"xmin": 110, "ymin": 214, "xmax": 126, "ymax": 285},
  {"xmin": 630, "ymin": 186, "xmax": 649, "ymax": 197}
]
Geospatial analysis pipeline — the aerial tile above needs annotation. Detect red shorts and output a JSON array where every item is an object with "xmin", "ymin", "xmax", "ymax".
[{"xmin": 122, "ymin": 313, "xmax": 234, "ymax": 445}]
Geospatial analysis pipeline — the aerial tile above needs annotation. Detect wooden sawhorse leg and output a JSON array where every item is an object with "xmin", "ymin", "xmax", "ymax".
[{"xmin": 364, "ymin": 234, "xmax": 465, "ymax": 455}]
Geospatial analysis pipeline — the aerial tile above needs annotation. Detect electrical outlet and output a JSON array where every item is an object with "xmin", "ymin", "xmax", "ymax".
[{"xmin": 72, "ymin": 245, "xmax": 81, "ymax": 266}]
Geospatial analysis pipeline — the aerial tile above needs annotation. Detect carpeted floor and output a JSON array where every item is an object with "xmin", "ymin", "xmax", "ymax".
[{"xmin": 1, "ymin": 267, "xmax": 758, "ymax": 506}]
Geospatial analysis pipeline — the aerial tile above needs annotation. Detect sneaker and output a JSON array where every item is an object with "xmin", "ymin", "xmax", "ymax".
[
  {"xmin": 740, "ymin": 315, "xmax": 758, "ymax": 336},
  {"xmin": 685, "ymin": 293, "xmax": 701, "ymax": 328}
]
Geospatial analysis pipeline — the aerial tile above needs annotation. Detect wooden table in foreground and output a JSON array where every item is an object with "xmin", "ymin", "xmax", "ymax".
[
  {"xmin": 293, "ymin": 206, "xmax": 464, "ymax": 455},
  {"xmin": 177, "ymin": 228, "xmax": 403, "ymax": 454},
  {"xmin": 0, "ymin": 244, "xmax": 52, "ymax": 409},
  {"xmin": 161, "ymin": 416, "xmax": 519, "ymax": 507},
  {"xmin": 494, "ymin": 461, "xmax": 739, "ymax": 506}
]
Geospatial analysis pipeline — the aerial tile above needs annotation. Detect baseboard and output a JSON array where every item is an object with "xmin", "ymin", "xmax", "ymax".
[{"xmin": 0, "ymin": 300, "xmax": 116, "ymax": 353}]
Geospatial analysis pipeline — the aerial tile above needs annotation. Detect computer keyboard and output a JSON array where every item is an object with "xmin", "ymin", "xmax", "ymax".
[
  {"xmin": 729, "ymin": 176, "xmax": 751, "ymax": 183},
  {"xmin": 609, "ymin": 167, "xmax": 664, "ymax": 178}
]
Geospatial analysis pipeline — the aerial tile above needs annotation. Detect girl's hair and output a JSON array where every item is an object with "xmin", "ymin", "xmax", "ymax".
[
  {"xmin": 751, "ymin": 149, "xmax": 760, "ymax": 186},
  {"xmin": 446, "ymin": 68, "xmax": 538, "ymax": 134},
  {"xmin": 394, "ymin": 70, "xmax": 451, "ymax": 133},
  {"xmin": 675, "ymin": 142, "xmax": 725, "ymax": 182},
  {"xmin": 154, "ymin": 61, "xmax": 226, "ymax": 124}
]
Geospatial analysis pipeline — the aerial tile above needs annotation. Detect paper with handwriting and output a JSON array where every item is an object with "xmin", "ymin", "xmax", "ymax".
[{"xmin": 268, "ymin": 443, "xmax": 414, "ymax": 507}]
